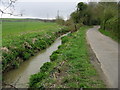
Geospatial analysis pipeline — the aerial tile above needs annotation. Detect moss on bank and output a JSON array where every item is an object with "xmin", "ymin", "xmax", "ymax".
[{"xmin": 29, "ymin": 26, "xmax": 105, "ymax": 88}]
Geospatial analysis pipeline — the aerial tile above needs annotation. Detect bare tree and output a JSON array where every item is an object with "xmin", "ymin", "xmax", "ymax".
[
  {"xmin": 0, "ymin": 1, "xmax": 22, "ymax": 88},
  {"xmin": 0, "ymin": 0, "xmax": 22, "ymax": 17}
]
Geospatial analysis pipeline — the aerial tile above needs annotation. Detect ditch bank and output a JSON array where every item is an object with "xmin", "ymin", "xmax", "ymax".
[
  {"xmin": 2, "ymin": 27, "xmax": 70, "ymax": 73},
  {"xmin": 3, "ymin": 32, "xmax": 70, "ymax": 88},
  {"xmin": 29, "ymin": 26, "xmax": 105, "ymax": 88}
]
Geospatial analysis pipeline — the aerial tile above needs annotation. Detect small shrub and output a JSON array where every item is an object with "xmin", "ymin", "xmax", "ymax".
[
  {"xmin": 40, "ymin": 62, "xmax": 52, "ymax": 72},
  {"xmin": 50, "ymin": 51, "xmax": 60, "ymax": 61},
  {"xmin": 22, "ymin": 52, "xmax": 31, "ymax": 60},
  {"xmin": 29, "ymin": 72, "xmax": 47, "ymax": 87},
  {"xmin": 12, "ymin": 61, "xmax": 19, "ymax": 68},
  {"xmin": 61, "ymin": 36, "xmax": 68, "ymax": 43}
]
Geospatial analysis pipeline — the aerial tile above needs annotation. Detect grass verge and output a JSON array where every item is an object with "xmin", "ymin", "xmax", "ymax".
[
  {"xmin": 99, "ymin": 29, "xmax": 119, "ymax": 43},
  {"xmin": 29, "ymin": 26, "xmax": 105, "ymax": 88}
]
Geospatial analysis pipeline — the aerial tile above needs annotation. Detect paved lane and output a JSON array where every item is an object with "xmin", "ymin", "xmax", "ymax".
[{"xmin": 86, "ymin": 26, "xmax": 118, "ymax": 88}]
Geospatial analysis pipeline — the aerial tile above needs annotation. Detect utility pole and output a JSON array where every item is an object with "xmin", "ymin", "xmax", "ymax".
[
  {"xmin": 57, "ymin": 10, "xmax": 59, "ymax": 19},
  {"xmin": 47, "ymin": 13, "xmax": 49, "ymax": 20}
]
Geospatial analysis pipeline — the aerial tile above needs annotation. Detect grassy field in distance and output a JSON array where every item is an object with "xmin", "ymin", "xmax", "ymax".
[{"xmin": 3, "ymin": 21, "xmax": 59, "ymax": 37}]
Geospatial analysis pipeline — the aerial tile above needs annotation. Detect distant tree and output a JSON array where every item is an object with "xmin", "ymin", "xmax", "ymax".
[
  {"xmin": 70, "ymin": 2, "xmax": 88, "ymax": 31},
  {"xmin": 98, "ymin": 2, "xmax": 118, "ymax": 30},
  {"xmin": 70, "ymin": 11, "xmax": 78, "ymax": 31},
  {"xmin": 70, "ymin": 11, "xmax": 79, "ymax": 24},
  {"xmin": 77, "ymin": 2, "xmax": 87, "ymax": 12},
  {"xmin": 55, "ymin": 16, "xmax": 65, "ymax": 25},
  {"xmin": 77, "ymin": 2, "xmax": 88, "ymax": 24},
  {"xmin": 85, "ymin": 2, "xmax": 100, "ymax": 25},
  {"xmin": 70, "ymin": 2, "xmax": 88, "ymax": 24}
]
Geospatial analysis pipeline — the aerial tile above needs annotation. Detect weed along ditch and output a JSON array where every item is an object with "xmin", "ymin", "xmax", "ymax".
[
  {"xmin": 29, "ymin": 26, "xmax": 105, "ymax": 88},
  {"xmin": 3, "ymin": 32, "xmax": 70, "ymax": 88}
]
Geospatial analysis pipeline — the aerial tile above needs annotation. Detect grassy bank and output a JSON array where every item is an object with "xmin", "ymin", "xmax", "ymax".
[
  {"xmin": 99, "ymin": 16, "xmax": 119, "ymax": 43},
  {"xmin": 99, "ymin": 29, "xmax": 119, "ymax": 43},
  {"xmin": 29, "ymin": 26, "xmax": 105, "ymax": 88},
  {"xmin": 2, "ymin": 19, "xmax": 70, "ymax": 72}
]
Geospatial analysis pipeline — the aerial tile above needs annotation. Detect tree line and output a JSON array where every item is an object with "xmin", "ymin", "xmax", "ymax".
[{"xmin": 64, "ymin": 2, "xmax": 119, "ymax": 40}]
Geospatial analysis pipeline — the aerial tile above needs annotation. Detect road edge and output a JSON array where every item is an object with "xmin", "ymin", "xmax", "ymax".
[{"xmin": 86, "ymin": 28, "xmax": 112, "ymax": 88}]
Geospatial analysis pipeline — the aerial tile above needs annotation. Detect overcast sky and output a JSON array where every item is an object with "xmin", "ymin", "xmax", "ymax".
[
  {"xmin": 14, "ymin": 2, "xmax": 78, "ymax": 19},
  {"xmin": 0, "ymin": 0, "xmax": 118, "ymax": 19}
]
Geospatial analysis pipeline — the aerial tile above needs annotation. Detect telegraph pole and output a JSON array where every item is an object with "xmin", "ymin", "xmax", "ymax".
[
  {"xmin": 57, "ymin": 10, "xmax": 59, "ymax": 19},
  {"xmin": 47, "ymin": 13, "xmax": 49, "ymax": 20}
]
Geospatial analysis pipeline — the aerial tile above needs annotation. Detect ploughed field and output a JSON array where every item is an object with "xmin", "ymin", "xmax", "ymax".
[{"xmin": 2, "ymin": 19, "xmax": 69, "ymax": 72}]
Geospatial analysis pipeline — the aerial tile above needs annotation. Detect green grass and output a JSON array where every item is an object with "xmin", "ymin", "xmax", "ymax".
[
  {"xmin": 99, "ymin": 29, "xmax": 119, "ymax": 43},
  {"xmin": 0, "ymin": 22, "xmax": 2, "ymax": 47},
  {"xmin": 3, "ymin": 21, "xmax": 59, "ymax": 37},
  {"xmin": 100, "ymin": 17, "xmax": 119, "ymax": 43},
  {"xmin": 29, "ymin": 26, "xmax": 105, "ymax": 88},
  {"xmin": 2, "ymin": 19, "xmax": 70, "ymax": 72},
  {"xmin": 2, "ymin": 18, "xmax": 27, "ymax": 21}
]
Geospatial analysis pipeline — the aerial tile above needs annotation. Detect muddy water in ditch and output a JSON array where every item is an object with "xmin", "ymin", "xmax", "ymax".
[{"xmin": 3, "ymin": 33, "xmax": 69, "ymax": 88}]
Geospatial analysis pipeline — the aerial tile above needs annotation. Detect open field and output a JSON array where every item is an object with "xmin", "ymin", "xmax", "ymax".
[
  {"xmin": 2, "ymin": 19, "xmax": 70, "ymax": 72},
  {"xmin": 3, "ymin": 20, "xmax": 59, "ymax": 38},
  {"xmin": 29, "ymin": 26, "xmax": 105, "ymax": 88}
]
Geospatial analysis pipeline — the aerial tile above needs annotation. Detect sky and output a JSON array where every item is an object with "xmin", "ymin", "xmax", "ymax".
[
  {"xmin": 14, "ymin": 2, "xmax": 78, "ymax": 20},
  {"xmin": 0, "ymin": 0, "xmax": 118, "ymax": 19}
]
